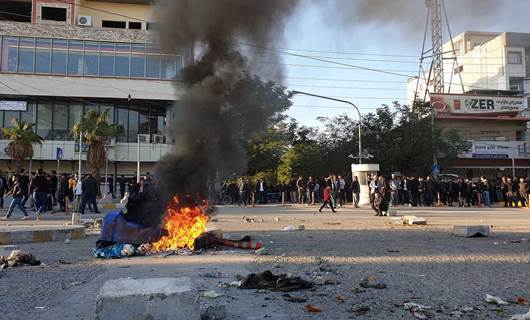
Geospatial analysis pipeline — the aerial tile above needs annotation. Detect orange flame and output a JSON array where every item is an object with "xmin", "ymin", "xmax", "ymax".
[{"xmin": 152, "ymin": 196, "xmax": 209, "ymax": 251}]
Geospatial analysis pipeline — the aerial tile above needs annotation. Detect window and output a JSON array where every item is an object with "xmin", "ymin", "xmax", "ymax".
[
  {"xmin": 18, "ymin": 37, "xmax": 35, "ymax": 73},
  {"xmin": 37, "ymin": 103, "xmax": 53, "ymax": 139},
  {"xmin": 508, "ymin": 51, "xmax": 523, "ymax": 64},
  {"xmin": 67, "ymin": 40, "xmax": 84, "ymax": 75},
  {"xmin": 84, "ymin": 104, "xmax": 99, "ymax": 115},
  {"xmin": 99, "ymin": 42, "xmax": 115, "ymax": 76},
  {"xmin": 21, "ymin": 103, "xmax": 36, "ymax": 124},
  {"xmin": 100, "ymin": 105, "xmax": 115, "ymax": 123},
  {"xmin": 1, "ymin": 37, "xmax": 18, "ymax": 72},
  {"xmin": 84, "ymin": 41, "xmax": 99, "ymax": 76},
  {"xmin": 35, "ymin": 38, "xmax": 51, "ymax": 73},
  {"xmin": 52, "ymin": 103, "xmax": 69, "ymax": 140},
  {"xmin": 128, "ymin": 108, "xmax": 139, "ymax": 142},
  {"xmin": 146, "ymin": 22, "xmax": 158, "ymax": 30},
  {"xmin": 128, "ymin": 22, "xmax": 142, "ymax": 30},
  {"xmin": 69, "ymin": 104, "xmax": 83, "ymax": 130},
  {"xmin": 51, "ymin": 39, "xmax": 67, "ymax": 74},
  {"xmin": 41, "ymin": 6, "xmax": 67, "ymax": 22},
  {"xmin": 161, "ymin": 56, "xmax": 177, "ymax": 79},
  {"xmin": 115, "ymin": 43, "xmax": 130, "ymax": 77},
  {"xmin": 116, "ymin": 107, "xmax": 129, "ymax": 142},
  {"xmin": 130, "ymin": 43, "xmax": 145, "ymax": 77},
  {"xmin": 146, "ymin": 44, "xmax": 160, "ymax": 78},
  {"xmin": 4, "ymin": 111, "xmax": 20, "ymax": 128},
  {"xmin": 102, "ymin": 20, "xmax": 126, "ymax": 29}
]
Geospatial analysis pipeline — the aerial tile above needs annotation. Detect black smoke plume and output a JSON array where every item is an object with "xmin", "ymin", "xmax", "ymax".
[{"xmin": 150, "ymin": 0, "xmax": 299, "ymax": 222}]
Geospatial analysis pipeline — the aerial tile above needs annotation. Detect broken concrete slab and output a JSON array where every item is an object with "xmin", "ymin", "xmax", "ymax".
[
  {"xmin": 95, "ymin": 277, "xmax": 200, "ymax": 320},
  {"xmin": 453, "ymin": 225, "xmax": 490, "ymax": 238},
  {"xmin": 403, "ymin": 216, "xmax": 427, "ymax": 225}
]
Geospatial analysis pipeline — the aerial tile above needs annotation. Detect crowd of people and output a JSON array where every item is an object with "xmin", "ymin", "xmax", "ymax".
[
  {"xmin": 365, "ymin": 174, "xmax": 530, "ymax": 209},
  {"xmin": 226, "ymin": 173, "xmax": 530, "ymax": 214},
  {"xmin": 0, "ymin": 169, "xmax": 151, "ymax": 220}
]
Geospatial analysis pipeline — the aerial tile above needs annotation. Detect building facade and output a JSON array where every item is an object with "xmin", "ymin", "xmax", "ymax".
[
  {"xmin": 408, "ymin": 31, "xmax": 530, "ymax": 178},
  {"xmin": 0, "ymin": 0, "xmax": 190, "ymax": 176}
]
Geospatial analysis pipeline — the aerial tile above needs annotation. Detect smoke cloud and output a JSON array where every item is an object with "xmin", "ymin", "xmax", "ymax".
[{"xmin": 152, "ymin": 0, "xmax": 299, "ymax": 220}]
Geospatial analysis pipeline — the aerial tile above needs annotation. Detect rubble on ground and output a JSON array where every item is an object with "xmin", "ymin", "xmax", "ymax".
[
  {"xmin": 238, "ymin": 270, "xmax": 313, "ymax": 292},
  {"xmin": 453, "ymin": 225, "xmax": 490, "ymax": 237},
  {"xmin": 0, "ymin": 250, "xmax": 41, "ymax": 268}
]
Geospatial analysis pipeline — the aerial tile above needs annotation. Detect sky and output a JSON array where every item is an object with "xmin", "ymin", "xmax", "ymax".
[{"xmin": 274, "ymin": 0, "xmax": 530, "ymax": 127}]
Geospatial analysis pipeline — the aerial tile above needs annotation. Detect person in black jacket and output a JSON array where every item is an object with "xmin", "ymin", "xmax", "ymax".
[
  {"xmin": 2, "ymin": 176, "xmax": 30, "ymax": 220},
  {"xmin": 255, "ymin": 178, "xmax": 267, "ymax": 205},
  {"xmin": 80, "ymin": 173, "xmax": 101, "ymax": 214},
  {"xmin": 33, "ymin": 169, "xmax": 49, "ymax": 218},
  {"xmin": 49, "ymin": 170, "xmax": 58, "ymax": 206},
  {"xmin": 352, "ymin": 176, "xmax": 361, "ymax": 208},
  {"xmin": 57, "ymin": 174, "xmax": 70, "ymax": 213},
  {"xmin": 0, "ymin": 171, "xmax": 7, "ymax": 209}
]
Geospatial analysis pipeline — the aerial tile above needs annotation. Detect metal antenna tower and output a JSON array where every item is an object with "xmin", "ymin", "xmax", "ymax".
[{"xmin": 426, "ymin": 0, "xmax": 444, "ymax": 93}]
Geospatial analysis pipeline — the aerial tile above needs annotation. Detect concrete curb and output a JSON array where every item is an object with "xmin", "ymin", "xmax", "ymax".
[{"xmin": 0, "ymin": 225, "xmax": 86, "ymax": 245}]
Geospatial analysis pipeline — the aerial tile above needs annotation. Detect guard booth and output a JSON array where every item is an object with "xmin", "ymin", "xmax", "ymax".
[{"xmin": 351, "ymin": 163, "xmax": 380, "ymax": 206}]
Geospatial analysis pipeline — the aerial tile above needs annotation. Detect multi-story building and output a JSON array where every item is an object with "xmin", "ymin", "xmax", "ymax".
[
  {"xmin": 0, "ymin": 0, "xmax": 190, "ymax": 177},
  {"xmin": 408, "ymin": 31, "xmax": 530, "ymax": 177}
]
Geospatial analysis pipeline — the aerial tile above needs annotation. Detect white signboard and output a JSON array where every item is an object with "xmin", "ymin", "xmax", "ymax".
[
  {"xmin": 461, "ymin": 141, "xmax": 530, "ymax": 159},
  {"xmin": 430, "ymin": 94, "xmax": 525, "ymax": 114},
  {"xmin": 0, "ymin": 101, "xmax": 27, "ymax": 111}
]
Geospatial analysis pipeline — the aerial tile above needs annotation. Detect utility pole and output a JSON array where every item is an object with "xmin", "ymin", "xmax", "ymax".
[{"xmin": 426, "ymin": 0, "xmax": 443, "ymax": 174}]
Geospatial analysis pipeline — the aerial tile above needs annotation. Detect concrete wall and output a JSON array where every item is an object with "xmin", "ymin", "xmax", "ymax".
[{"xmin": 78, "ymin": 0, "xmax": 151, "ymax": 30}]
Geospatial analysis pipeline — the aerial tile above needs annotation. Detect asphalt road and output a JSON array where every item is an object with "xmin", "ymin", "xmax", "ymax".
[{"xmin": 1, "ymin": 204, "xmax": 529, "ymax": 320}]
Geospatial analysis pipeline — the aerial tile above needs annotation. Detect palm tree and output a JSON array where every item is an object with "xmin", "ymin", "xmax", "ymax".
[
  {"xmin": 2, "ymin": 119, "xmax": 44, "ymax": 173},
  {"xmin": 71, "ymin": 110, "xmax": 122, "ymax": 183}
]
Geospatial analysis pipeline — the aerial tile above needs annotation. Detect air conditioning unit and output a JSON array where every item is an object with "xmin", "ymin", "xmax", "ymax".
[
  {"xmin": 152, "ymin": 134, "xmax": 165, "ymax": 144},
  {"xmin": 77, "ymin": 15, "xmax": 92, "ymax": 26},
  {"xmin": 137, "ymin": 134, "xmax": 150, "ymax": 143}
]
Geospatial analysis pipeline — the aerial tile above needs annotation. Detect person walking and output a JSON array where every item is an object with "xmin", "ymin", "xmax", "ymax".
[
  {"xmin": 318, "ymin": 183, "xmax": 336, "ymax": 213},
  {"xmin": 119, "ymin": 175, "xmax": 126, "ymax": 199},
  {"xmin": 49, "ymin": 170, "xmax": 58, "ymax": 206},
  {"xmin": 338, "ymin": 175, "xmax": 346, "ymax": 207},
  {"xmin": 57, "ymin": 174, "xmax": 70, "ymax": 213},
  {"xmin": 352, "ymin": 176, "xmax": 361, "ymax": 208},
  {"xmin": 518, "ymin": 177, "xmax": 528, "ymax": 207},
  {"xmin": 480, "ymin": 177, "xmax": 492, "ymax": 207},
  {"xmin": 1, "ymin": 176, "xmax": 30, "ymax": 220},
  {"xmin": 389, "ymin": 174, "xmax": 399, "ymax": 206},
  {"xmin": 238, "ymin": 177, "xmax": 250, "ymax": 206},
  {"xmin": 296, "ymin": 176, "xmax": 305, "ymax": 204},
  {"xmin": 0, "ymin": 171, "xmax": 7, "ymax": 209},
  {"xmin": 32, "ymin": 169, "xmax": 49, "ymax": 219},
  {"xmin": 79, "ymin": 173, "xmax": 100, "ymax": 214}
]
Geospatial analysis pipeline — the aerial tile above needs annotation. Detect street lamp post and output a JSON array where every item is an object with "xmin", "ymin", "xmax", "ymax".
[{"xmin": 290, "ymin": 90, "xmax": 363, "ymax": 164}]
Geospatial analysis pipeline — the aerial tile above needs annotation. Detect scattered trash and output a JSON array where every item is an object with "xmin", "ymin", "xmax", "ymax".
[
  {"xmin": 242, "ymin": 216, "xmax": 264, "ymax": 223},
  {"xmin": 485, "ymin": 294, "xmax": 509, "ymax": 306},
  {"xmin": 510, "ymin": 240, "xmax": 522, "ymax": 243},
  {"xmin": 352, "ymin": 306, "xmax": 370, "ymax": 316},
  {"xmin": 351, "ymin": 287, "xmax": 366, "ymax": 294},
  {"xmin": 359, "ymin": 275, "xmax": 387, "ymax": 289},
  {"xmin": 34, "ymin": 306, "xmax": 48, "ymax": 310},
  {"xmin": 517, "ymin": 297, "xmax": 529, "ymax": 305},
  {"xmin": 92, "ymin": 218, "xmax": 103, "ymax": 229},
  {"xmin": 283, "ymin": 293, "xmax": 307, "ymax": 303},
  {"xmin": 511, "ymin": 309, "xmax": 530, "ymax": 320},
  {"xmin": 239, "ymin": 270, "xmax": 313, "ymax": 292},
  {"xmin": 201, "ymin": 305, "xmax": 227, "ymax": 320},
  {"xmin": 135, "ymin": 243, "xmax": 152, "ymax": 256},
  {"xmin": 404, "ymin": 302, "xmax": 431, "ymax": 319},
  {"xmin": 305, "ymin": 304, "xmax": 321, "ymax": 313},
  {"xmin": 120, "ymin": 244, "xmax": 135, "ymax": 257},
  {"xmin": 0, "ymin": 250, "xmax": 41, "ymax": 268},
  {"xmin": 64, "ymin": 238, "xmax": 71, "ymax": 244},
  {"xmin": 324, "ymin": 222, "xmax": 342, "ymax": 226},
  {"xmin": 63, "ymin": 281, "xmax": 86, "ymax": 290},
  {"xmin": 389, "ymin": 217, "xmax": 405, "ymax": 225},
  {"xmin": 229, "ymin": 280, "xmax": 242, "ymax": 287},
  {"xmin": 204, "ymin": 290, "xmax": 224, "ymax": 299},
  {"xmin": 387, "ymin": 250, "xmax": 400, "ymax": 253},
  {"xmin": 254, "ymin": 248, "xmax": 268, "ymax": 256},
  {"xmin": 282, "ymin": 225, "xmax": 305, "ymax": 232},
  {"xmin": 200, "ymin": 271, "xmax": 222, "ymax": 278},
  {"xmin": 274, "ymin": 217, "xmax": 280, "ymax": 222},
  {"xmin": 335, "ymin": 295, "xmax": 347, "ymax": 302}
]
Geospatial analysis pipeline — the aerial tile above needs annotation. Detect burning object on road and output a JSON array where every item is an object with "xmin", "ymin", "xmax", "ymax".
[{"xmin": 94, "ymin": 195, "xmax": 262, "ymax": 258}]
